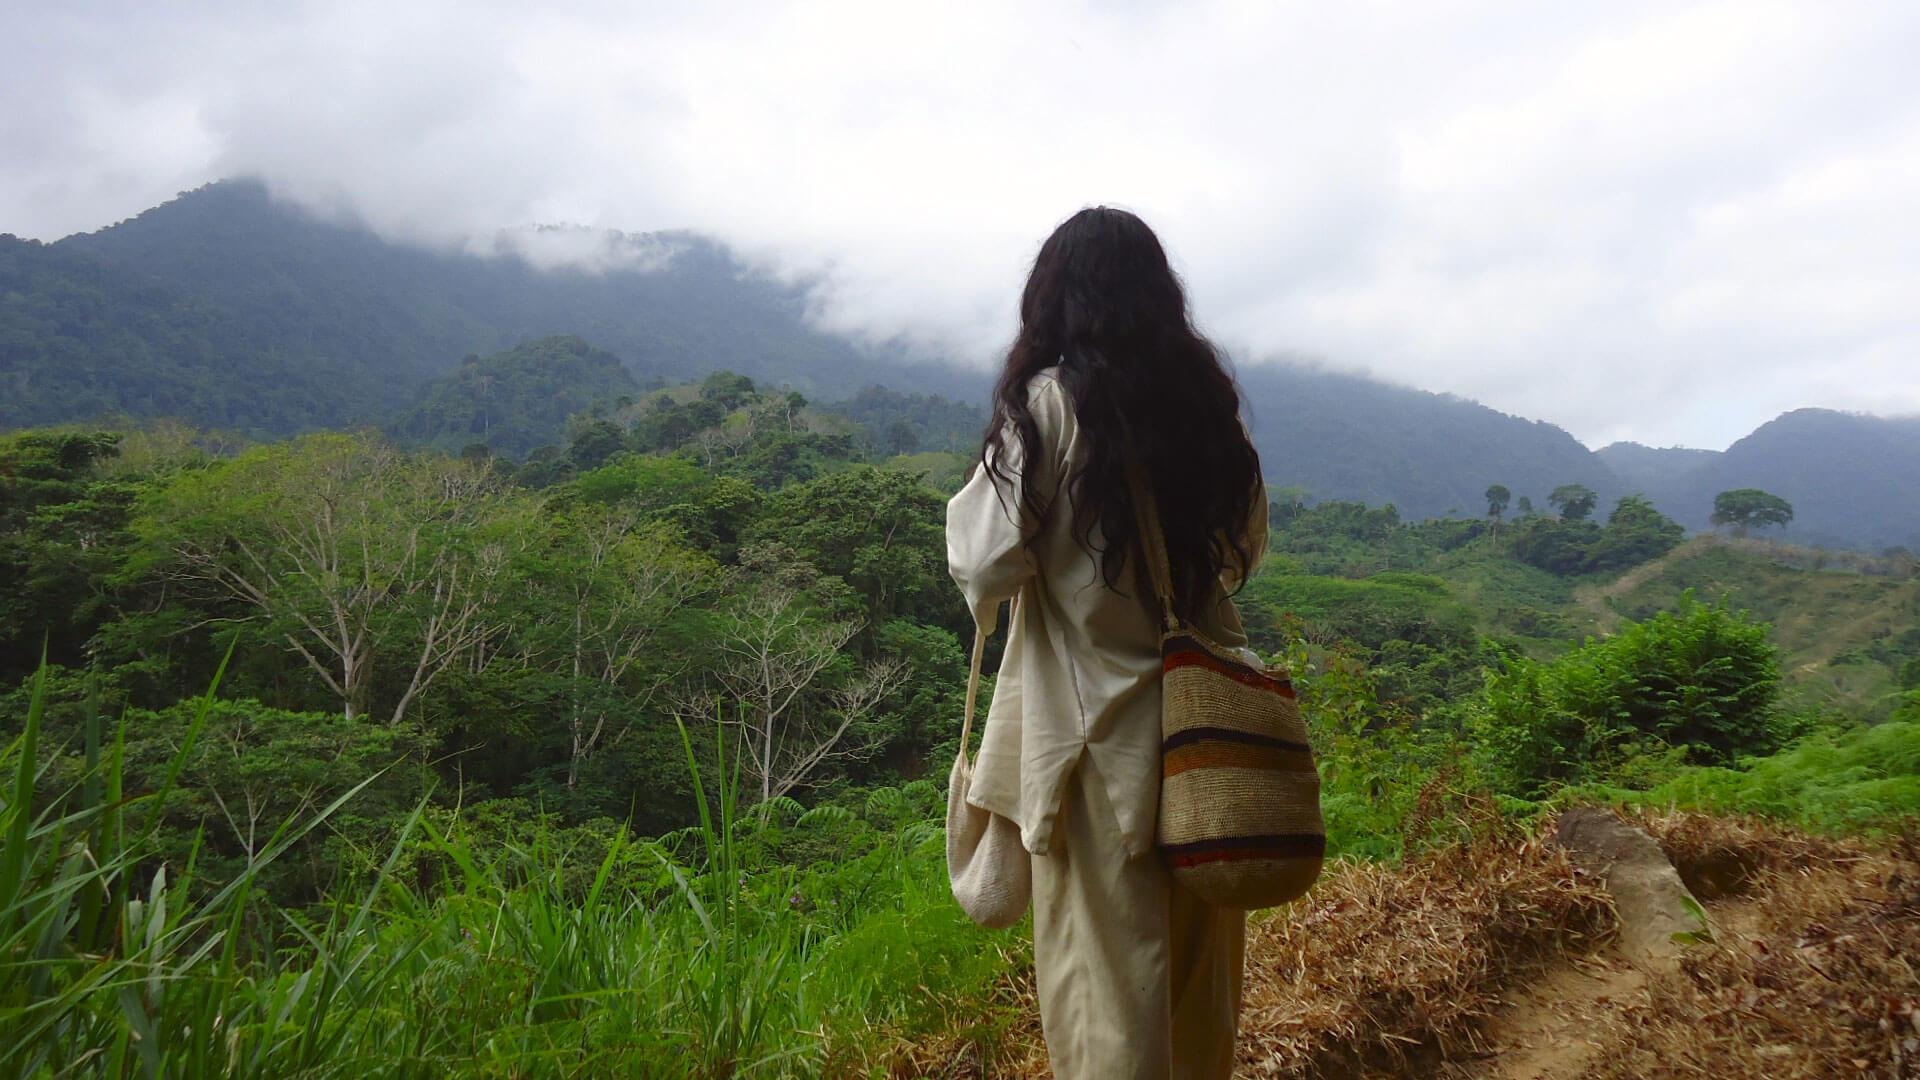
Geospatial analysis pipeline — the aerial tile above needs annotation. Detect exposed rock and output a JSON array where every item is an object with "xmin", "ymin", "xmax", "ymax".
[{"xmin": 1552, "ymin": 808, "xmax": 1710, "ymax": 965}]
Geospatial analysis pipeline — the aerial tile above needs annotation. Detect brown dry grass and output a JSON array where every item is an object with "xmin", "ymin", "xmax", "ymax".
[
  {"xmin": 1635, "ymin": 807, "xmax": 1868, "ymax": 898},
  {"xmin": 883, "ymin": 810, "xmax": 1919, "ymax": 1079},
  {"xmin": 1233, "ymin": 818, "xmax": 1615, "ymax": 1078},
  {"xmin": 1579, "ymin": 815, "xmax": 1920, "ymax": 1079},
  {"xmin": 898, "ymin": 809, "xmax": 1617, "ymax": 1079}
]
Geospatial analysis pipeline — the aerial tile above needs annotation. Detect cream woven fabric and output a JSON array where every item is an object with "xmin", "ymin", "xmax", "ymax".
[{"xmin": 948, "ymin": 628, "xmax": 1032, "ymax": 929}]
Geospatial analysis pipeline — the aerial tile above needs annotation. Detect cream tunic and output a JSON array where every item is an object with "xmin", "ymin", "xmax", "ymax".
[{"xmin": 946, "ymin": 367, "xmax": 1267, "ymax": 857}]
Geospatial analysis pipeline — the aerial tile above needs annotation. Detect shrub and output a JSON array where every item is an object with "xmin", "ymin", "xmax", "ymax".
[
  {"xmin": 1471, "ymin": 595, "xmax": 1783, "ymax": 795},
  {"xmin": 1508, "ymin": 495, "xmax": 1684, "ymax": 576}
]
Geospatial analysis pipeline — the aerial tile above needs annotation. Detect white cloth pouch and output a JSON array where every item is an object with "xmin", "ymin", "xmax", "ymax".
[{"xmin": 946, "ymin": 627, "xmax": 1031, "ymax": 929}]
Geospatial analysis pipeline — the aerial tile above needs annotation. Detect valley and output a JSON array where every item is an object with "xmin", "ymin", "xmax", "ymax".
[{"xmin": 3, "ymin": 184, "xmax": 1918, "ymax": 1078}]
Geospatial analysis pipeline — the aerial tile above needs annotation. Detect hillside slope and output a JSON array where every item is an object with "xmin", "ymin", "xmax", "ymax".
[
  {"xmin": 392, "ymin": 336, "xmax": 645, "ymax": 456},
  {"xmin": 0, "ymin": 232, "xmax": 373, "ymax": 430},
  {"xmin": 1589, "ymin": 536, "xmax": 1920, "ymax": 718},
  {"xmin": 1241, "ymin": 363, "xmax": 1619, "ymax": 523}
]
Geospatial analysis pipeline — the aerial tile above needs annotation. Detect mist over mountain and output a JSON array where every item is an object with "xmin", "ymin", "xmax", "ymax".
[
  {"xmin": 3, "ymin": 180, "xmax": 974, "ymax": 434},
  {"xmin": 3, "ymin": 179, "xmax": 1917, "ymax": 551}
]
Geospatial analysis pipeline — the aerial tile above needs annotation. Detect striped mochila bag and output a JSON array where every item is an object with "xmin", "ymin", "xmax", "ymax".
[{"xmin": 1134, "ymin": 475, "xmax": 1325, "ymax": 909}]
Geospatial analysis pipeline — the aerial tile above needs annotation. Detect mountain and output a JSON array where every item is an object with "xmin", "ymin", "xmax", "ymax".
[
  {"xmin": 5, "ymin": 179, "xmax": 1919, "ymax": 551},
  {"xmin": 393, "ymin": 336, "xmax": 646, "ymax": 457},
  {"xmin": 1238, "ymin": 364, "xmax": 1617, "ymax": 523},
  {"xmin": 2, "ymin": 179, "xmax": 975, "ymax": 435},
  {"xmin": 1595, "ymin": 442, "xmax": 1720, "ymax": 498},
  {"xmin": 1706, "ymin": 411, "xmax": 1919, "ymax": 550},
  {"xmin": 1595, "ymin": 412, "xmax": 1920, "ymax": 551}
]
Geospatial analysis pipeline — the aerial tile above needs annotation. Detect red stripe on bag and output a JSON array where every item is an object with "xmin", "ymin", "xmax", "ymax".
[{"xmin": 1162, "ymin": 649, "xmax": 1298, "ymax": 697}]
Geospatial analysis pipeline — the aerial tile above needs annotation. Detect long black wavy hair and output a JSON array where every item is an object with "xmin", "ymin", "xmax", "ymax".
[{"xmin": 982, "ymin": 206, "xmax": 1261, "ymax": 622}]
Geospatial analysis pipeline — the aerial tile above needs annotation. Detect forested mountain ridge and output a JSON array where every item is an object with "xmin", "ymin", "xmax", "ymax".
[
  {"xmin": 393, "ymin": 336, "xmax": 649, "ymax": 457},
  {"xmin": 5, "ymin": 179, "xmax": 976, "ymax": 434},
  {"xmin": 1599, "ymin": 409, "xmax": 1920, "ymax": 551},
  {"xmin": 1237, "ymin": 363, "xmax": 1617, "ymax": 523},
  {"xmin": 5, "ymin": 179, "xmax": 1919, "ymax": 550},
  {"xmin": 0, "ymin": 231, "xmax": 376, "ymax": 430}
]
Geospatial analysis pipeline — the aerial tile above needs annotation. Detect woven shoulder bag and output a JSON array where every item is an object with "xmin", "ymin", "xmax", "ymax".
[{"xmin": 1135, "ymin": 478, "xmax": 1326, "ymax": 910}]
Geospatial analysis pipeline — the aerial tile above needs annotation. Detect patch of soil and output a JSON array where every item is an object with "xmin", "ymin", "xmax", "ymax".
[
  {"xmin": 1577, "ymin": 833, "xmax": 1920, "ymax": 1079},
  {"xmin": 1448, "ymin": 954, "xmax": 1647, "ymax": 1080}
]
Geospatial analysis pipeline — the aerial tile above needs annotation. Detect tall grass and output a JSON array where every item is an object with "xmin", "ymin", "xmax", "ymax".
[
  {"xmin": 0, "ymin": 667, "xmax": 1022, "ymax": 1077},
  {"xmin": 1622, "ymin": 718, "xmax": 1920, "ymax": 834}
]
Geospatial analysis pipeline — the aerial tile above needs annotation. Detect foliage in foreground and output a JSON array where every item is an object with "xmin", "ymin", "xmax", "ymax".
[
  {"xmin": 1615, "ymin": 713, "xmax": 1920, "ymax": 835},
  {"xmin": 0, "ymin": 668, "xmax": 1022, "ymax": 1078}
]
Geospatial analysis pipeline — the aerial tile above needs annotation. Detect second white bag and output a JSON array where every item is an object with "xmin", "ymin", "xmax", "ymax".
[{"xmin": 946, "ymin": 628, "xmax": 1031, "ymax": 929}]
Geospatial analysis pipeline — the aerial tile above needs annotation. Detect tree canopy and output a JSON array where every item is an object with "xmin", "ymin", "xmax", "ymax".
[
  {"xmin": 1711, "ymin": 488, "xmax": 1795, "ymax": 537},
  {"xmin": 1548, "ymin": 483, "xmax": 1598, "ymax": 522}
]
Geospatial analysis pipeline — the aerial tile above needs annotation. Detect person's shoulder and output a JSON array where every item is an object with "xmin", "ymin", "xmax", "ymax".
[{"xmin": 1025, "ymin": 365, "xmax": 1069, "ymax": 410}]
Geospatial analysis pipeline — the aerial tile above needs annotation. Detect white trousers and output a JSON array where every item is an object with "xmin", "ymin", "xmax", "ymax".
[{"xmin": 1030, "ymin": 759, "xmax": 1246, "ymax": 1080}]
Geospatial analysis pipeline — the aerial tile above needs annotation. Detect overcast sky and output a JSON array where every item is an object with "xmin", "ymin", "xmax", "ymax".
[{"xmin": 8, "ymin": 1, "xmax": 1919, "ymax": 449}]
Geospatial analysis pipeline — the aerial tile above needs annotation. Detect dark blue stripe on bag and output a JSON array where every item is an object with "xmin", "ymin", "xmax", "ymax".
[
  {"xmin": 1161, "ymin": 833, "xmax": 1328, "ymax": 859},
  {"xmin": 1162, "ymin": 726, "xmax": 1312, "ymax": 755}
]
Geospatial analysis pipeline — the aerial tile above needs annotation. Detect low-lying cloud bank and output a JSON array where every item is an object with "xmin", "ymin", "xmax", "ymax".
[{"xmin": 7, "ymin": 1, "xmax": 1920, "ymax": 448}]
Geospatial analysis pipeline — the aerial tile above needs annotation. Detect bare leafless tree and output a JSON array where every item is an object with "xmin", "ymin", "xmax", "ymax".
[
  {"xmin": 516, "ymin": 506, "xmax": 714, "ymax": 787},
  {"xmin": 148, "ymin": 434, "xmax": 527, "ymax": 725},
  {"xmin": 676, "ymin": 583, "xmax": 905, "ymax": 804}
]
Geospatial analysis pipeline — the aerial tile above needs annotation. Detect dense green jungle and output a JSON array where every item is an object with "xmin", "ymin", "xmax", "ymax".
[{"xmin": 4, "ymin": 354, "xmax": 1919, "ymax": 1077}]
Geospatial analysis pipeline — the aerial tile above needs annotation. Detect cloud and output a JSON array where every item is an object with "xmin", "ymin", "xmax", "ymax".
[{"xmin": 5, "ymin": 0, "xmax": 1918, "ymax": 448}]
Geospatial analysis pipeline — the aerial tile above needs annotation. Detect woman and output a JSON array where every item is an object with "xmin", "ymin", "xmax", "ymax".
[{"xmin": 947, "ymin": 207, "xmax": 1268, "ymax": 1079}]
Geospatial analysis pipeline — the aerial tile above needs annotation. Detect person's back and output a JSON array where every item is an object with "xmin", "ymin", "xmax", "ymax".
[{"xmin": 946, "ymin": 206, "xmax": 1266, "ymax": 1079}]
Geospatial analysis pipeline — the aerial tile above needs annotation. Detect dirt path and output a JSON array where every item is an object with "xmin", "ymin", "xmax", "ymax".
[
  {"xmin": 1452, "ymin": 952, "xmax": 1647, "ymax": 1079},
  {"xmin": 1450, "ymin": 891, "xmax": 1768, "ymax": 1080},
  {"xmin": 957, "ymin": 818, "xmax": 1901, "ymax": 1080}
]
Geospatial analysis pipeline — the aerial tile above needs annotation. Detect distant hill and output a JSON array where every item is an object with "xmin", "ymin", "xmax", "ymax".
[
  {"xmin": 1237, "ymin": 364, "xmax": 1618, "ymax": 524},
  {"xmin": 393, "ymin": 336, "xmax": 644, "ymax": 457},
  {"xmin": 820, "ymin": 385, "xmax": 986, "ymax": 455},
  {"xmin": 4, "ymin": 179, "xmax": 1918, "ymax": 551},
  {"xmin": 2, "ymin": 179, "xmax": 974, "ymax": 435},
  {"xmin": 1595, "ymin": 442, "xmax": 1720, "ymax": 495},
  {"xmin": 1599, "ymin": 411, "xmax": 1920, "ymax": 552}
]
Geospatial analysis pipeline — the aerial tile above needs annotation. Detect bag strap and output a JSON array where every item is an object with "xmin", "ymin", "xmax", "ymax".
[
  {"xmin": 1127, "ymin": 464, "xmax": 1182, "ymax": 633},
  {"xmin": 958, "ymin": 624, "xmax": 988, "ymax": 752}
]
